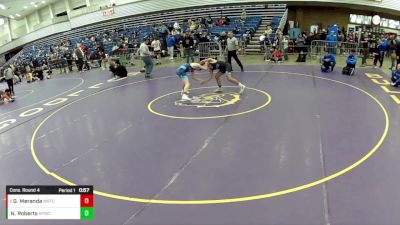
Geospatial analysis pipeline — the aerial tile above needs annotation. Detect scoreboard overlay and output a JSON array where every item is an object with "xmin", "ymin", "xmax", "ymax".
[{"xmin": 6, "ymin": 185, "xmax": 94, "ymax": 220}]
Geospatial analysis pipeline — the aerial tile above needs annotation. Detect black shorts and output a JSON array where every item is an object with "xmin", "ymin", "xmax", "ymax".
[{"xmin": 216, "ymin": 62, "xmax": 232, "ymax": 74}]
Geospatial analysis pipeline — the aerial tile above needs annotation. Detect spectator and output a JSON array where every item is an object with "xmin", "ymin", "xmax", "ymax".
[
  {"xmin": 373, "ymin": 40, "xmax": 385, "ymax": 68},
  {"xmin": 232, "ymin": 27, "xmax": 240, "ymax": 35},
  {"xmin": 206, "ymin": 16, "xmax": 213, "ymax": 27},
  {"xmin": 320, "ymin": 29, "xmax": 327, "ymax": 41},
  {"xmin": 166, "ymin": 34, "xmax": 175, "ymax": 60},
  {"xmin": 338, "ymin": 32, "xmax": 345, "ymax": 54},
  {"xmin": 111, "ymin": 44, "xmax": 119, "ymax": 52},
  {"xmin": 182, "ymin": 32, "xmax": 195, "ymax": 63},
  {"xmin": 110, "ymin": 60, "xmax": 127, "ymax": 78},
  {"xmin": 321, "ymin": 51, "xmax": 336, "ymax": 72},
  {"xmin": 360, "ymin": 33, "xmax": 370, "ymax": 66},
  {"xmin": 296, "ymin": 33, "xmax": 306, "ymax": 53},
  {"xmin": 190, "ymin": 21, "xmax": 197, "ymax": 31},
  {"xmin": 75, "ymin": 46, "xmax": 84, "ymax": 73},
  {"xmin": 240, "ymin": 9, "xmax": 247, "ymax": 24},
  {"xmin": 282, "ymin": 36, "xmax": 289, "ymax": 61},
  {"xmin": 271, "ymin": 48, "xmax": 283, "ymax": 63},
  {"xmin": 388, "ymin": 34, "xmax": 398, "ymax": 70},
  {"xmin": 98, "ymin": 49, "xmax": 107, "ymax": 70},
  {"xmin": 392, "ymin": 64, "xmax": 400, "ymax": 87},
  {"xmin": 223, "ymin": 16, "xmax": 230, "ymax": 25},
  {"xmin": 342, "ymin": 49, "xmax": 357, "ymax": 76},
  {"xmin": 397, "ymin": 36, "xmax": 400, "ymax": 66},
  {"xmin": 171, "ymin": 28, "xmax": 180, "ymax": 36},
  {"xmin": 151, "ymin": 37, "xmax": 162, "ymax": 65},
  {"xmin": 243, "ymin": 28, "xmax": 252, "ymax": 44},
  {"xmin": 199, "ymin": 17, "xmax": 206, "ymax": 27},
  {"xmin": 64, "ymin": 50, "xmax": 73, "ymax": 72},
  {"xmin": 347, "ymin": 31, "xmax": 355, "ymax": 43},
  {"xmin": 265, "ymin": 26, "xmax": 273, "ymax": 38},
  {"xmin": 276, "ymin": 28, "xmax": 283, "ymax": 36},
  {"xmin": 216, "ymin": 18, "xmax": 224, "ymax": 26},
  {"xmin": 273, "ymin": 33, "xmax": 282, "ymax": 50},
  {"xmin": 326, "ymin": 31, "xmax": 338, "ymax": 54},
  {"xmin": 199, "ymin": 32, "xmax": 210, "ymax": 43}
]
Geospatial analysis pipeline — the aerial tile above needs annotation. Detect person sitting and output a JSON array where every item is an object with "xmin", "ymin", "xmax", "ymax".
[
  {"xmin": 206, "ymin": 16, "xmax": 213, "ymax": 28},
  {"xmin": 342, "ymin": 49, "xmax": 357, "ymax": 76},
  {"xmin": 296, "ymin": 51, "xmax": 306, "ymax": 62},
  {"xmin": 0, "ymin": 89, "xmax": 14, "ymax": 105},
  {"xmin": 216, "ymin": 18, "xmax": 224, "ymax": 26},
  {"xmin": 271, "ymin": 48, "xmax": 283, "ymax": 63},
  {"xmin": 110, "ymin": 60, "xmax": 127, "ymax": 78},
  {"xmin": 223, "ymin": 16, "xmax": 230, "ymax": 25},
  {"xmin": 33, "ymin": 67, "xmax": 44, "ymax": 80},
  {"xmin": 189, "ymin": 21, "xmax": 197, "ymax": 31},
  {"xmin": 26, "ymin": 71, "xmax": 34, "ymax": 83},
  {"xmin": 391, "ymin": 64, "xmax": 400, "ymax": 87},
  {"xmin": 321, "ymin": 51, "xmax": 336, "ymax": 72}
]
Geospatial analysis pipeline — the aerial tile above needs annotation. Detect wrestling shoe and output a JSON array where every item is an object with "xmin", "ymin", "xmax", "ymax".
[
  {"xmin": 214, "ymin": 87, "xmax": 223, "ymax": 93},
  {"xmin": 181, "ymin": 94, "xmax": 191, "ymax": 101},
  {"xmin": 239, "ymin": 83, "xmax": 246, "ymax": 94}
]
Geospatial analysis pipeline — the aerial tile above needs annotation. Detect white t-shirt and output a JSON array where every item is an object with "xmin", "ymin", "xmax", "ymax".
[{"xmin": 151, "ymin": 40, "xmax": 161, "ymax": 51}]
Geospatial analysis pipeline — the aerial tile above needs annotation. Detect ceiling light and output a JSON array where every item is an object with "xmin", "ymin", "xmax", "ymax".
[
  {"xmin": 24, "ymin": 6, "xmax": 28, "ymax": 8},
  {"xmin": 0, "ymin": 4, "xmax": 6, "ymax": 10},
  {"xmin": 31, "ymin": 2, "xmax": 35, "ymax": 4},
  {"xmin": 9, "ymin": 15, "xmax": 14, "ymax": 19},
  {"xmin": 42, "ymin": 1, "xmax": 46, "ymax": 3},
  {"xmin": 34, "ymin": 5, "xmax": 38, "ymax": 7},
  {"xmin": 16, "ymin": 13, "xmax": 21, "ymax": 17}
]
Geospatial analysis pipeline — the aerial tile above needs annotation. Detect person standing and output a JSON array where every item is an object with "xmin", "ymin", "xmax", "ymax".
[
  {"xmin": 4, "ymin": 66, "xmax": 15, "ymax": 97},
  {"xmin": 138, "ymin": 38, "xmax": 154, "ymax": 78},
  {"xmin": 98, "ymin": 49, "xmax": 107, "ymax": 70},
  {"xmin": 151, "ymin": 37, "xmax": 162, "ymax": 65},
  {"xmin": 240, "ymin": 9, "xmax": 247, "ymax": 25},
  {"xmin": 182, "ymin": 32, "xmax": 195, "ymax": 63},
  {"xmin": 360, "ymin": 33, "xmax": 370, "ymax": 67},
  {"xmin": 74, "ymin": 46, "xmax": 84, "ymax": 72},
  {"xmin": 326, "ymin": 31, "xmax": 338, "ymax": 54},
  {"xmin": 166, "ymin": 34, "xmax": 175, "ymax": 60},
  {"xmin": 282, "ymin": 36, "xmax": 289, "ymax": 61},
  {"xmin": 396, "ymin": 38, "xmax": 400, "ymax": 66},
  {"xmin": 226, "ymin": 32, "xmax": 244, "ymax": 72},
  {"xmin": 373, "ymin": 40, "xmax": 385, "ymax": 68},
  {"xmin": 296, "ymin": 33, "xmax": 305, "ymax": 53},
  {"xmin": 388, "ymin": 35, "xmax": 398, "ymax": 70},
  {"xmin": 64, "ymin": 50, "xmax": 73, "ymax": 72}
]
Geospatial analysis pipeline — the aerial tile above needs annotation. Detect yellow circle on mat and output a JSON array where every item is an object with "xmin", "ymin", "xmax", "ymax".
[
  {"xmin": 147, "ymin": 86, "xmax": 272, "ymax": 119},
  {"xmin": 30, "ymin": 72, "xmax": 389, "ymax": 205}
]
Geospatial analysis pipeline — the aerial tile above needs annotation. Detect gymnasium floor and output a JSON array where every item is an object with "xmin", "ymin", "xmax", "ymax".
[{"xmin": 1, "ymin": 62, "xmax": 400, "ymax": 225}]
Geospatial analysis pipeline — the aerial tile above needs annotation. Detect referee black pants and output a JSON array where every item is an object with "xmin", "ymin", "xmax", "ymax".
[{"xmin": 227, "ymin": 50, "xmax": 243, "ymax": 71}]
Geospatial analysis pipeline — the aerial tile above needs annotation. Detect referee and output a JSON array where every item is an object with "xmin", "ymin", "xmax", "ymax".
[{"xmin": 227, "ymin": 32, "xmax": 244, "ymax": 72}]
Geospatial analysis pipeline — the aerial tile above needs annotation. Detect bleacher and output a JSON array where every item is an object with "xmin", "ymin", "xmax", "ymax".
[{"xmin": 17, "ymin": 4, "xmax": 286, "ymax": 62}]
